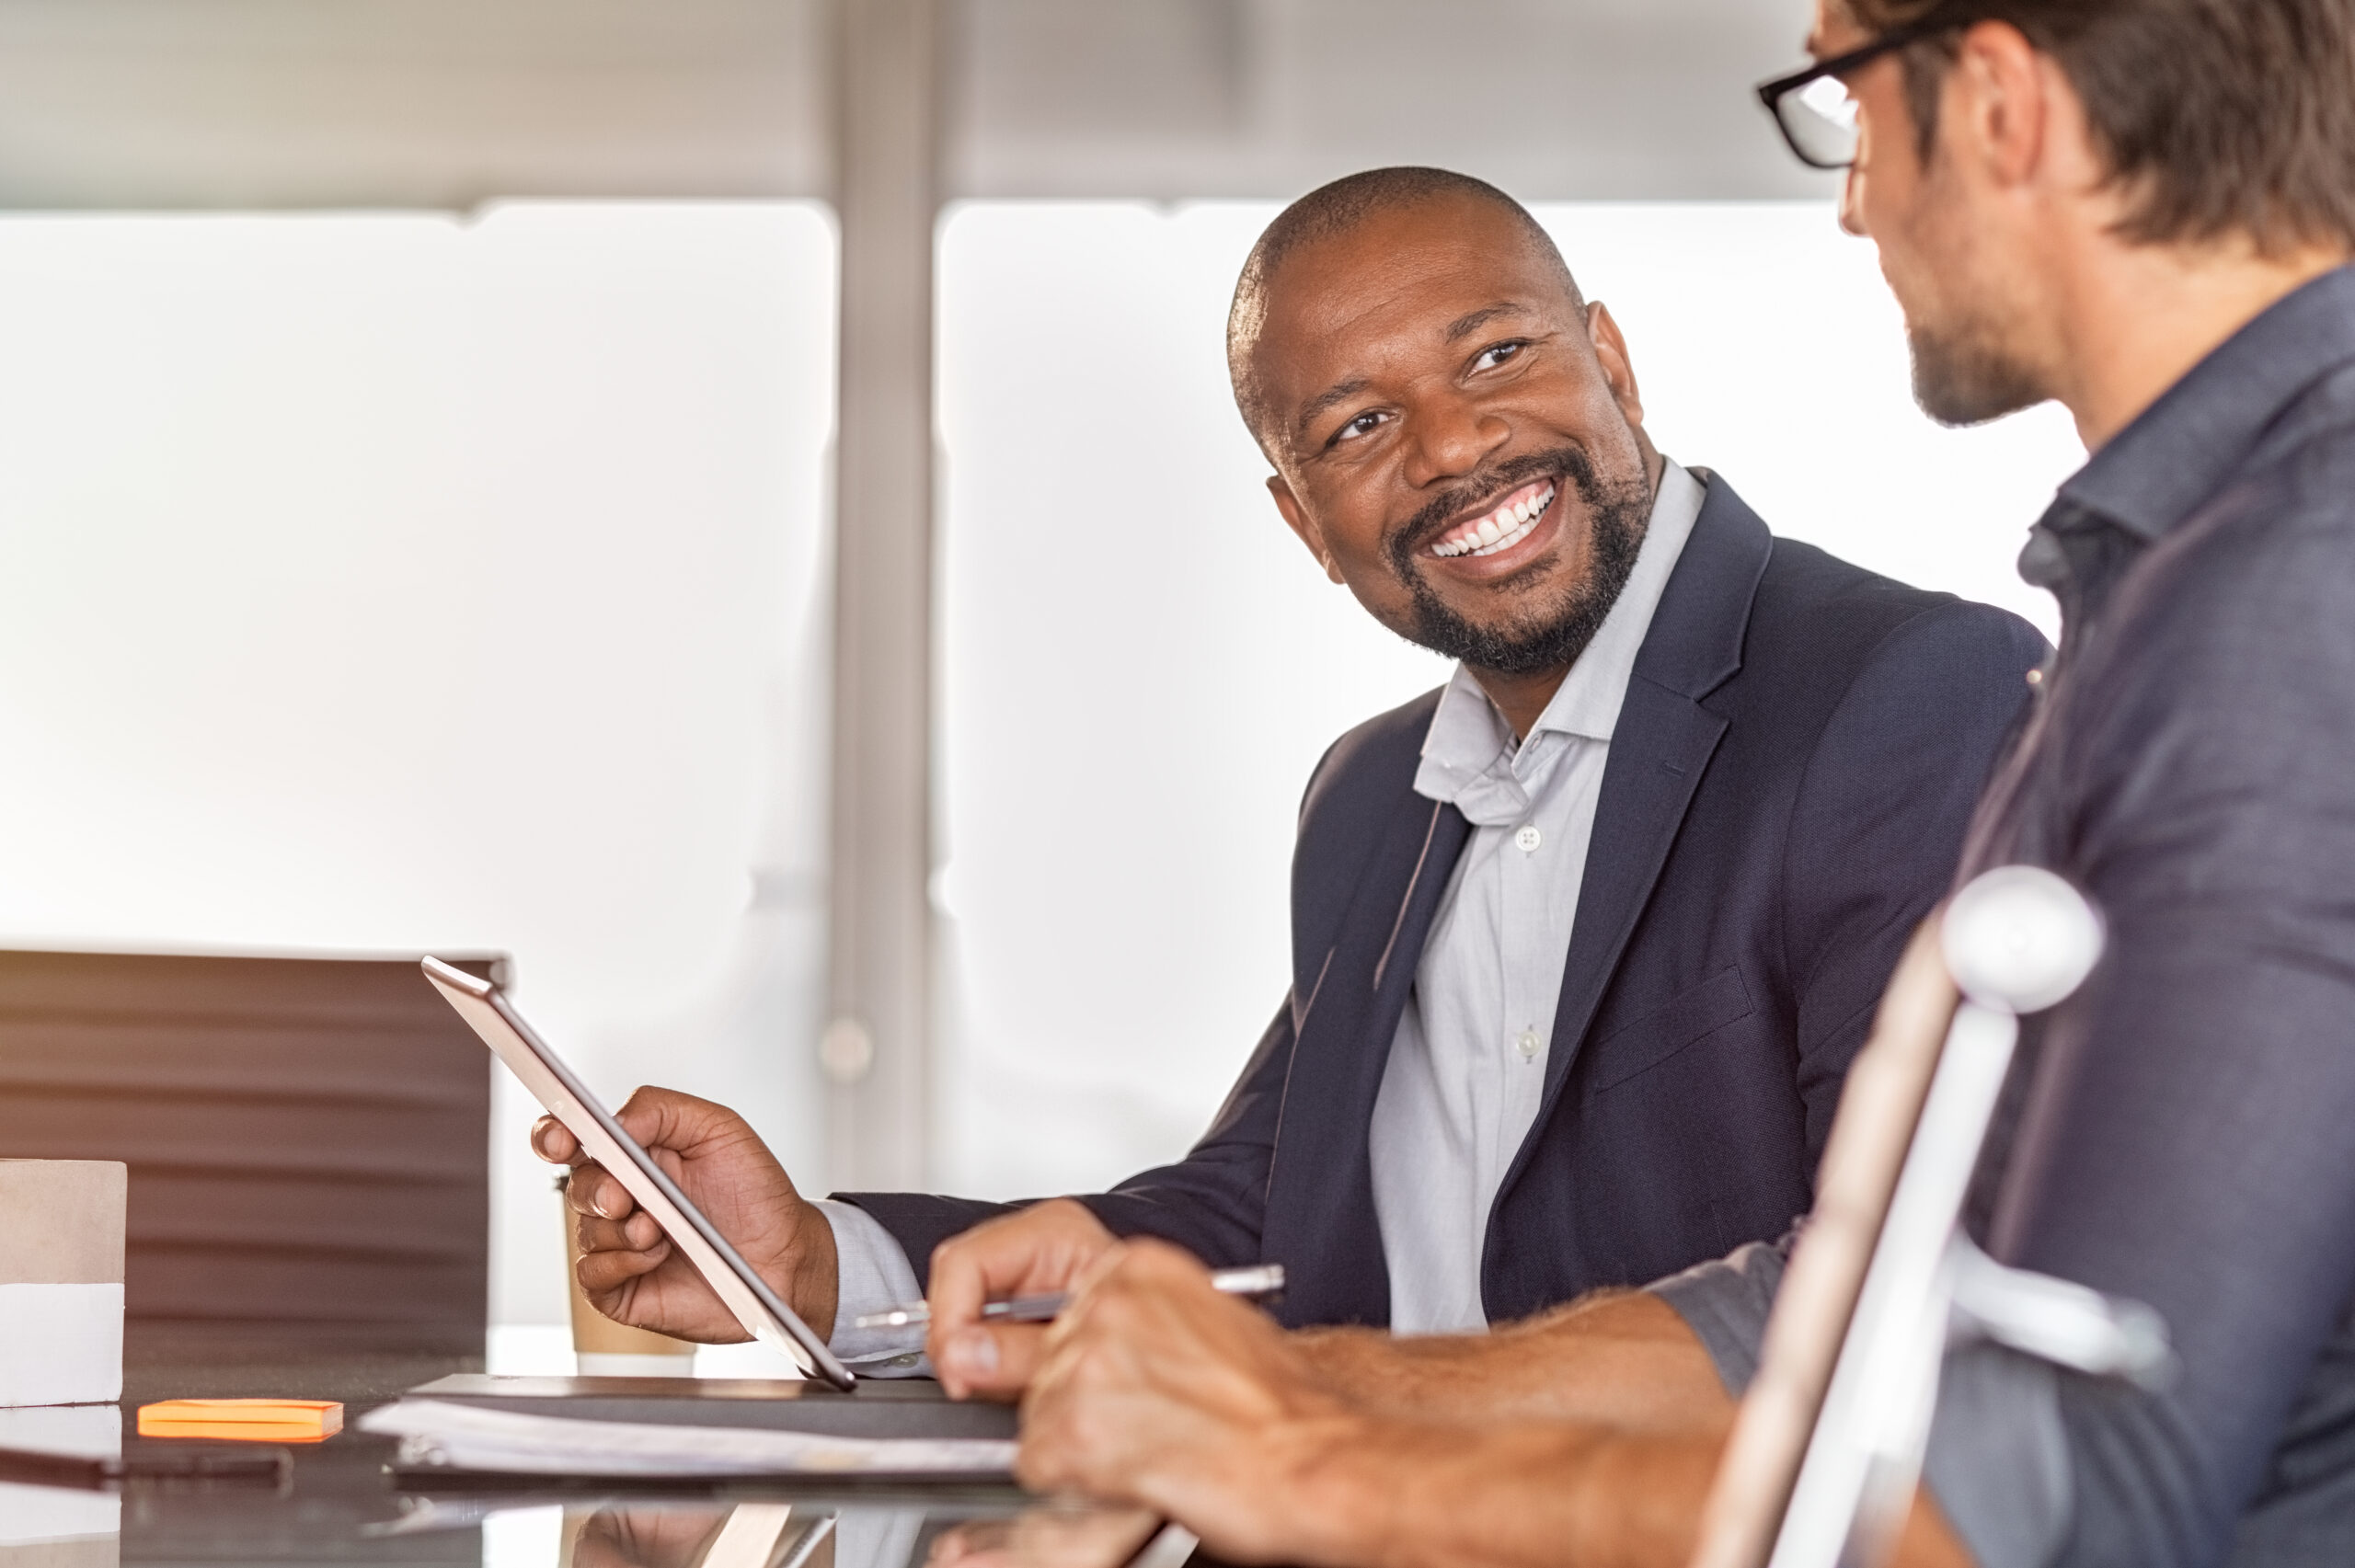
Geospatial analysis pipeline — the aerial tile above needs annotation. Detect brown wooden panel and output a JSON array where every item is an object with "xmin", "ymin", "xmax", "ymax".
[
  {"xmin": 129, "ymin": 1245, "xmax": 488, "ymax": 1327},
  {"xmin": 0, "ymin": 1088, "xmax": 487, "ymax": 1181},
  {"xmin": 125, "ymin": 1170, "xmax": 477, "ymax": 1263},
  {"xmin": 0, "ymin": 951, "xmax": 496, "ymax": 1355}
]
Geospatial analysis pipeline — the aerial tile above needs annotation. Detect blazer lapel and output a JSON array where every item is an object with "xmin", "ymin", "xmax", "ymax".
[
  {"xmin": 1535, "ymin": 685, "xmax": 1726, "ymax": 1107},
  {"xmin": 1514, "ymin": 477, "xmax": 1774, "ymax": 1172},
  {"xmin": 1262, "ymin": 791, "xmax": 1471, "ymax": 1328}
]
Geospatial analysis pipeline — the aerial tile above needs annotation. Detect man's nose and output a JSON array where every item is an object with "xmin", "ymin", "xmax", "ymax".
[
  {"xmin": 1401, "ymin": 395, "xmax": 1510, "ymax": 489},
  {"xmin": 1838, "ymin": 165, "xmax": 1868, "ymax": 237}
]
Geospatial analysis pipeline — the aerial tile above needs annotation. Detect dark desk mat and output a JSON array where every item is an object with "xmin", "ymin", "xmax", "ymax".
[{"xmin": 402, "ymin": 1373, "xmax": 1020, "ymax": 1442}]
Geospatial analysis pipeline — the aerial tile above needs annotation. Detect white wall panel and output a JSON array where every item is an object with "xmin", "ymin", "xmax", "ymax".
[{"xmin": 0, "ymin": 203, "xmax": 838, "ymax": 1326}]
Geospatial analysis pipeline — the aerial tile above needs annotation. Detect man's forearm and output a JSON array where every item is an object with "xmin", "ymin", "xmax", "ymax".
[
  {"xmin": 1292, "ymin": 1291, "xmax": 1734, "ymax": 1429},
  {"xmin": 1270, "ymin": 1412, "xmax": 1727, "ymax": 1568},
  {"xmin": 1197, "ymin": 1411, "xmax": 1976, "ymax": 1568}
]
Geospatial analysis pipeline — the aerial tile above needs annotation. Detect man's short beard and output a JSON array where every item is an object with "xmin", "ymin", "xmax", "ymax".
[
  {"xmin": 1384, "ymin": 445, "xmax": 1653, "ymax": 679},
  {"xmin": 1908, "ymin": 314, "xmax": 2047, "ymax": 428}
]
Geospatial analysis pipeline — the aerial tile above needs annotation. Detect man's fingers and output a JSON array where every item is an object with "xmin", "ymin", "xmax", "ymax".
[
  {"xmin": 926, "ymin": 1240, "xmax": 993, "ymax": 1342},
  {"xmin": 936, "ymin": 1323, "xmax": 1049, "ymax": 1402},
  {"xmin": 576, "ymin": 1233, "xmax": 673, "ymax": 1294},
  {"xmin": 612, "ymin": 1084, "xmax": 745, "ymax": 1165},
  {"xmin": 567, "ymin": 1165, "xmax": 640, "ymax": 1222},
  {"xmin": 927, "ymin": 1197, "xmax": 1119, "ymax": 1340},
  {"xmin": 531, "ymin": 1116, "xmax": 580, "ymax": 1164},
  {"xmin": 576, "ymin": 1209, "xmax": 667, "ymax": 1256}
]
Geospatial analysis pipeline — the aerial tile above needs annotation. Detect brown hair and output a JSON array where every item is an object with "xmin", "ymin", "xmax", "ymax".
[{"xmin": 1844, "ymin": 0, "xmax": 2355, "ymax": 255}]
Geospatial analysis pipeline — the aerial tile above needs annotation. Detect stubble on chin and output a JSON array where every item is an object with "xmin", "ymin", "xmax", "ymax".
[{"xmin": 1906, "ymin": 312, "xmax": 2049, "ymax": 428}]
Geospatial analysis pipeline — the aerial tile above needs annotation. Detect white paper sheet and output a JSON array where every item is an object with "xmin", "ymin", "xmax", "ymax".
[{"xmin": 358, "ymin": 1399, "xmax": 1017, "ymax": 1478}]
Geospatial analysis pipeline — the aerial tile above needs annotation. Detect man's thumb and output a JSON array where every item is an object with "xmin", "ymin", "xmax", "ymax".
[{"xmin": 937, "ymin": 1323, "xmax": 1045, "ymax": 1402}]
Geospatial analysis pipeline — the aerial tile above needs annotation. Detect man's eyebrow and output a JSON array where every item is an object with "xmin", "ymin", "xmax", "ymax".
[
  {"xmin": 1442, "ymin": 303, "xmax": 1532, "ymax": 342},
  {"xmin": 1294, "ymin": 375, "xmax": 1371, "ymax": 439}
]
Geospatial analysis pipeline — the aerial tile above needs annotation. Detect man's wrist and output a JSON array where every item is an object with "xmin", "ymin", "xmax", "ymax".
[
  {"xmin": 765, "ymin": 1198, "xmax": 840, "ymax": 1342},
  {"xmin": 1290, "ymin": 1326, "xmax": 1405, "ymax": 1403},
  {"xmin": 1247, "ymin": 1408, "xmax": 1414, "ymax": 1568},
  {"xmin": 1131, "ymin": 1398, "xmax": 1406, "ymax": 1568}
]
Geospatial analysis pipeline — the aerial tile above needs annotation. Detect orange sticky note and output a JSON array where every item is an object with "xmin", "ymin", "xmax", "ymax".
[{"xmin": 137, "ymin": 1399, "xmax": 343, "ymax": 1443}]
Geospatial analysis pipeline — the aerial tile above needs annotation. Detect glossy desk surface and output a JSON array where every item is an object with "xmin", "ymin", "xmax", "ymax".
[{"xmin": 6, "ymin": 1333, "xmax": 1162, "ymax": 1568}]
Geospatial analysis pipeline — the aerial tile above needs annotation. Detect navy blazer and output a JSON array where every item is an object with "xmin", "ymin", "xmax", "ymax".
[{"xmin": 844, "ymin": 475, "xmax": 2047, "ymax": 1327}]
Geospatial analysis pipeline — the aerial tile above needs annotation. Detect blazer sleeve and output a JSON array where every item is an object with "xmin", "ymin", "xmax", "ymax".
[
  {"xmin": 835, "ymin": 993, "xmax": 1296, "ymax": 1288},
  {"xmin": 1075, "ymin": 995, "xmax": 1295, "ymax": 1266},
  {"xmin": 1778, "ymin": 600, "xmax": 2048, "ymax": 1164},
  {"xmin": 825, "ymin": 1191, "xmax": 1025, "ymax": 1292}
]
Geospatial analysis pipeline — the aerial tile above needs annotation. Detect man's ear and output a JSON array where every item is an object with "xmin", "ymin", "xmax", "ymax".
[
  {"xmin": 1950, "ymin": 20, "xmax": 2055, "ymax": 192},
  {"xmin": 1585, "ymin": 302, "xmax": 1648, "ymax": 433},
  {"xmin": 1268, "ymin": 475, "xmax": 1345, "ymax": 584}
]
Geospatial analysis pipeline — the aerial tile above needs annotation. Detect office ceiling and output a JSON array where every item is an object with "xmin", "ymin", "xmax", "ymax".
[{"xmin": 0, "ymin": 0, "xmax": 1835, "ymax": 208}]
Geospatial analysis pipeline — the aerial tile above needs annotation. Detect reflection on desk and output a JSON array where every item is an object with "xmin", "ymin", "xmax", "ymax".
[{"xmin": 0, "ymin": 1329, "xmax": 1169, "ymax": 1568}]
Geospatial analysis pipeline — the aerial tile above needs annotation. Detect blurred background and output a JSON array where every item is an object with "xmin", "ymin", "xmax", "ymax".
[{"xmin": 0, "ymin": 0, "xmax": 2078, "ymax": 1352}]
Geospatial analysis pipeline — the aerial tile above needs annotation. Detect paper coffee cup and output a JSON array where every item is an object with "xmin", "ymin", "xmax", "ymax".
[{"xmin": 557, "ymin": 1173, "xmax": 695, "ymax": 1377}]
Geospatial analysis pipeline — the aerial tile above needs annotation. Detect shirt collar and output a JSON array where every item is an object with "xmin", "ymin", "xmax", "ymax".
[
  {"xmin": 2054, "ymin": 265, "xmax": 2355, "ymax": 544},
  {"xmin": 1415, "ymin": 459, "xmax": 1708, "ymax": 807}
]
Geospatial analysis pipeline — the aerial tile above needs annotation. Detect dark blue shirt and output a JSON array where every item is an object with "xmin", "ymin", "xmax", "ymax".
[
  {"xmin": 1949, "ymin": 266, "xmax": 2355, "ymax": 1567},
  {"xmin": 1661, "ymin": 267, "xmax": 2355, "ymax": 1568}
]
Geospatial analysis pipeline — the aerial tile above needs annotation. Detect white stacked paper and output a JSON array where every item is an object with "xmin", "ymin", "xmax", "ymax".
[{"xmin": 359, "ymin": 1400, "xmax": 1017, "ymax": 1478}]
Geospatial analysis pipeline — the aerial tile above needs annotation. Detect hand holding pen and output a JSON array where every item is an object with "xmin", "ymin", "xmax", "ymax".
[
  {"xmin": 856, "ymin": 1264, "xmax": 1285, "ymax": 1331},
  {"xmin": 907, "ymin": 1198, "xmax": 1286, "ymax": 1399}
]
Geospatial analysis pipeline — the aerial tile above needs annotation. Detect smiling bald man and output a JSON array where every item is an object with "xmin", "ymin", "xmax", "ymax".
[{"xmin": 538, "ymin": 166, "xmax": 2047, "ymax": 1395}]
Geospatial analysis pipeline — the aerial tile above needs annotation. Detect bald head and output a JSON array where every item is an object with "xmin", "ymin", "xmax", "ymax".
[{"xmin": 1228, "ymin": 168, "xmax": 1583, "ymax": 451}]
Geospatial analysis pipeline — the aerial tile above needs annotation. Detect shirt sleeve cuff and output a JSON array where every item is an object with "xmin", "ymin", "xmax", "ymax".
[
  {"xmin": 1646, "ymin": 1238, "xmax": 1790, "ymax": 1396},
  {"xmin": 814, "ymin": 1197, "xmax": 935, "ymax": 1377}
]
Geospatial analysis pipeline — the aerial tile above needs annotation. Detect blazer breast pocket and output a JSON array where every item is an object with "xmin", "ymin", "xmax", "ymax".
[{"xmin": 1587, "ymin": 966, "xmax": 1757, "ymax": 1093}]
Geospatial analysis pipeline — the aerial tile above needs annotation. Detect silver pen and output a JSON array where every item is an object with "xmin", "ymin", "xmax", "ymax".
[{"xmin": 852, "ymin": 1262, "xmax": 1285, "ymax": 1332}]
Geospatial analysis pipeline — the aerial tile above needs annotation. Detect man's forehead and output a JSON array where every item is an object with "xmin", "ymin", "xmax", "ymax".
[{"xmin": 1252, "ymin": 208, "xmax": 1570, "ymax": 398}]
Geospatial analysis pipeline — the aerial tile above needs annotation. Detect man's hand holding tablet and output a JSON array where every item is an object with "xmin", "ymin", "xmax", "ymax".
[
  {"xmin": 531, "ymin": 1087, "xmax": 1127, "ymax": 1400},
  {"xmin": 531, "ymin": 1088, "xmax": 844, "ymax": 1343},
  {"xmin": 423, "ymin": 957, "xmax": 853, "ymax": 1386}
]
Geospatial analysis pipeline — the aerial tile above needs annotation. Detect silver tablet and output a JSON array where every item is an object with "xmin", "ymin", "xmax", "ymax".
[{"xmin": 421, "ymin": 956, "xmax": 854, "ymax": 1391}]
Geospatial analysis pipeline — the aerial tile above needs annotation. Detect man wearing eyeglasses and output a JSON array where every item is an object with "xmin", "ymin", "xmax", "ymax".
[{"xmin": 1010, "ymin": 4, "xmax": 2355, "ymax": 1567}]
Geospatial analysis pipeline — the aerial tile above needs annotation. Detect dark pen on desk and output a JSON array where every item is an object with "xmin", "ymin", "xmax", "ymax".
[
  {"xmin": 853, "ymin": 1263, "xmax": 1285, "ymax": 1332},
  {"xmin": 0, "ymin": 1442, "xmax": 293, "ymax": 1490}
]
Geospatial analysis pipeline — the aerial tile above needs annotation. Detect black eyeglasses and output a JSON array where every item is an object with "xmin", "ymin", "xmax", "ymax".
[{"xmin": 1754, "ymin": 6, "xmax": 1976, "ymax": 169}]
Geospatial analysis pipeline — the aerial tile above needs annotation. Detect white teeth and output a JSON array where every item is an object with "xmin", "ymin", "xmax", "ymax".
[
  {"xmin": 1428, "ymin": 484, "xmax": 1557, "ymax": 558},
  {"xmin": 1471, "ymin": 514, "xmax": 1539, "ymax": 556}
]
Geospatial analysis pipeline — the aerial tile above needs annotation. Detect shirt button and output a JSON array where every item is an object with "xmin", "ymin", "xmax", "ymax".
[
  {"xmin": 1514, "ymin": 824, "xmax": 1543, "ymax": 853},
  {"xmin": 1517, "ymin": 1029, "xmax": 1541, "ymax": 1060},
  {"xmin": 890, "ymin": 1354, "xmax": 921, "ymax": 1368}
]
